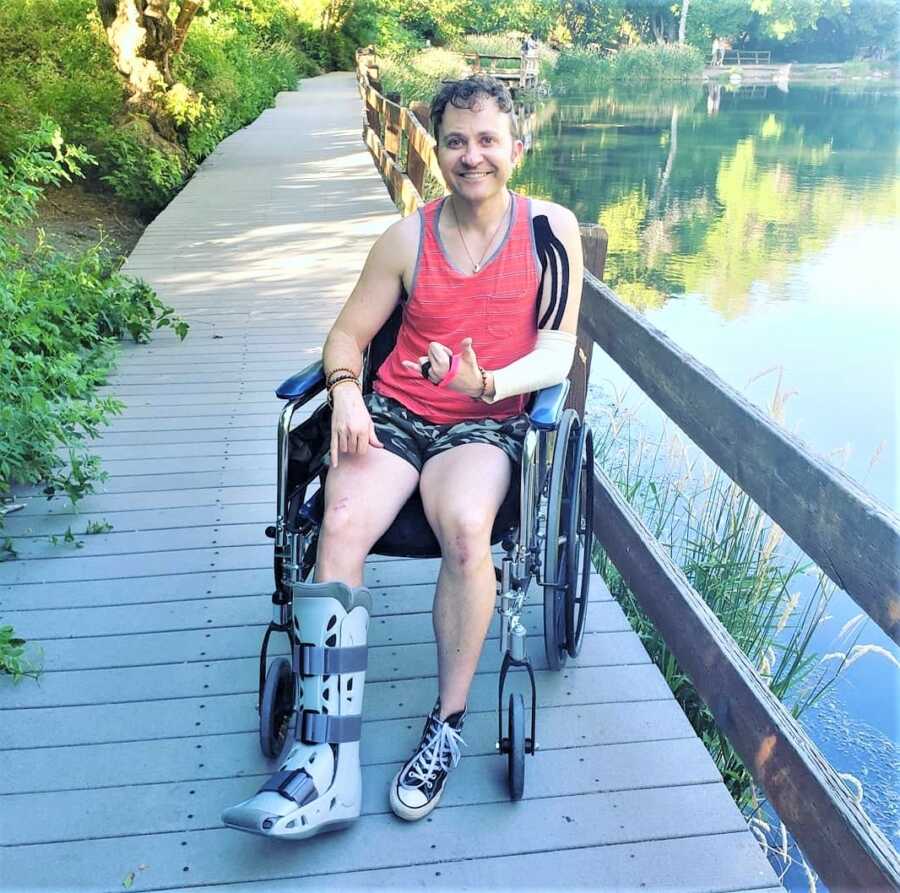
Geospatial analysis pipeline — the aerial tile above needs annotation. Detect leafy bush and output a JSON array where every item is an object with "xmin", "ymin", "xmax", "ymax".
[
  {"xmin": 0, "ymin": 120, "xmax": 187, "ymax": 509},
  {"xmin": 99, "ymin": 125, "xmax": 187, "ymax": 213},
  {"xmin": 0, "ymin": 625, "xmax": 42, "ymax": 681}
]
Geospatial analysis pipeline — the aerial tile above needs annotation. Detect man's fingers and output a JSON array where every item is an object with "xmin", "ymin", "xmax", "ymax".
[
  {"xmin": 369, "ymin": 422, "xmax": 383, "ymax": 448},
  {"xmin": 330, "ymin": 433, "xmax": 339, "ymax": 469}
]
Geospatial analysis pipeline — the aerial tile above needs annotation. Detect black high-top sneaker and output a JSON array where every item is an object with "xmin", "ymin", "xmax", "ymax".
[{"xmin": 389, "ymin": 701, "xmax": 467, "ymax": 821}]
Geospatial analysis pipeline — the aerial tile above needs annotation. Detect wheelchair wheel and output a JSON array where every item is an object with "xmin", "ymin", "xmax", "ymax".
[
  {"xmin": 543, "ymin": 409, "xmax": 579, "ymax": 671},
  {"xmin": 508, "ymin": 693, "xmax": 525, "ymax": 801},
  {"xmin": 259, "ymin": 657, "xmax": 294, "ymax": 759},
  {"xmin": 565, "ymin": 426, "xmax": 594, "ymax": 658}
]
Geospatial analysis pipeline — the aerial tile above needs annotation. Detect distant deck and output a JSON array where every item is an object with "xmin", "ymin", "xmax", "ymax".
[{"xmin": 0, "ymin": 72, "xmax": 781, "ymax": 892}]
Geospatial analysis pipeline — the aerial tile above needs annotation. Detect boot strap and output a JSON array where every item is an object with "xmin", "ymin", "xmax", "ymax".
[
  {"xmin": 257, "ymin": 768, "xmax": 318, "ymax": 806},
  {"xmin": 300, "ymin": 711, "xmax": 362, "ymax": 744},
  {"xmin": 298, "ymin": 643, "xmax": 367, "ymax": 676}
]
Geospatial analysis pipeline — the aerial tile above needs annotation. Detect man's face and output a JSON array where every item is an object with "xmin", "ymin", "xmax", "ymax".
[{"xmin": 436, "ymin": 98, "xmax": 524, "ymax": 203}]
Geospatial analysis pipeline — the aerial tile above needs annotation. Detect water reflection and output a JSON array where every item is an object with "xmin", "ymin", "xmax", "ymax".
[{"xmin": 513, "ymin": 82, "xmax": 899, "ymax": 321}]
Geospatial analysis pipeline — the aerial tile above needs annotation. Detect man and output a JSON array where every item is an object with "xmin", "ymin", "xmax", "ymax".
[{"xmin": 224, "ymin": 75, "xmax": 583, "ymax": 837}]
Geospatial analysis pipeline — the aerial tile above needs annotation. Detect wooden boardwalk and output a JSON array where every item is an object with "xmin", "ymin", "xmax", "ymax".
[{"xmin": 0, "ymin": 73, "xmax": 782, "ymax": 892}]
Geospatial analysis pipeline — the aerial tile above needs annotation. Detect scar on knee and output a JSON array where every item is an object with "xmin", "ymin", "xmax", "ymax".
[{"xmin": 331, "ymin": 496, "xmax": 351, "ymax": 511}]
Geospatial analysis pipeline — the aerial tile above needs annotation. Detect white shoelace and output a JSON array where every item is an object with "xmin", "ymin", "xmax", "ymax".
[{"xmin": 405, "ymin": 717, "xmax": 466, "ymax": 789}]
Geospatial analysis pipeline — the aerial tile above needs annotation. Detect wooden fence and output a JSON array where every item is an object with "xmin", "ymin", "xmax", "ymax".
[
  {"xmin": 354, "ymin": 48, "xmax": 900, "ymax": 890},
  {"xmin": 716, "ymin": 50, "xmax": 773, "ymax": 65},
  {"xmin": 465, "ymin": 51, "xmax": 540, "ymax": 89}
]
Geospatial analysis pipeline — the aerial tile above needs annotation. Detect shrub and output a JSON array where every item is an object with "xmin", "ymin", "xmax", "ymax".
[{"xmin": 0, "ymin": 120, "xmax": 187, "ymax": 509}]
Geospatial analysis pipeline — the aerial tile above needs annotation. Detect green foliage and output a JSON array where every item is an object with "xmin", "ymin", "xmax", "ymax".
[
  {"xmin": 591, "ymin": 403, "xmax": 855, "ymax": 807},
  {"xmin": 99, "ymin": 125, "xmax": 187, "ymax": 213},
  {"xmin": 379, "ymin": 47, "xmax": 470, "ymax": 105},
  {"xmin": 84, "ymin": 519, "xmax": 113, "ymax": 535},
  {"xmin": 552, "ymin": 43, "xmax": 704, "ymax": 91},
  {"xmin": 0, "ymin": 121, "xmax": 187, "ymax": 510},
  {"xmin": 0, "ymin": 0, "xmax": 346, "ymax": 215},
  {"xmin": 0, "ymin": 624, "xmax": 42, "ymax": 681}
]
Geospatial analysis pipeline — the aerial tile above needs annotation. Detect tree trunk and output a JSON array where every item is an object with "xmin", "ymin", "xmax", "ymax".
[
  {"xmin": 678, "ymin": 0, "xmax": 690, "ymax": 45},
  {"xmin": 172, "ymin": 0, "xmax": 202, "ymax": 54},
  {"xmin": 96, "ymin": 0, "xmax": 196, "ymax": 145}
]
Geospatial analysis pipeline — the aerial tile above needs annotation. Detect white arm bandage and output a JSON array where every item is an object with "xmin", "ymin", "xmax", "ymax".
[{"xmin": 483, "ymin": 329, "xmax": 577, "ymax": 404}]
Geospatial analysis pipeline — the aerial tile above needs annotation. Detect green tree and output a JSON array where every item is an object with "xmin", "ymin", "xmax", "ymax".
[{"xmin": 95, "ymin": 0, "xmax": 204, "ymax": 144}]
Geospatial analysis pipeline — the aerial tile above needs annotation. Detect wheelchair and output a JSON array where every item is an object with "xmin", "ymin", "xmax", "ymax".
[{"xmin": 258, "ymin": 306, "xmax": 595, "ymax": 801}]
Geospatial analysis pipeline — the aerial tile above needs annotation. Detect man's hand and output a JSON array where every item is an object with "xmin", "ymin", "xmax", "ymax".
[
  {"xmin": 330, "ymin": 383, "xmax": 382, "ymax": 468},
  {"xmin": 401, "ymin": 338, "xmax": 488, "ymax": 398}
]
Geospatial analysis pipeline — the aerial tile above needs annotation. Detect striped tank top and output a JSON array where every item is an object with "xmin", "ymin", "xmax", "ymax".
[{"xmin": 374, "ymin": 192, "xmax": 539, "ymax": 424}]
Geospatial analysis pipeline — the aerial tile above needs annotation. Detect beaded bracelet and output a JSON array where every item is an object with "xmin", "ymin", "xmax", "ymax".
[
  {"xmin": 326, "ymin": 367, "xmax": 358, "ymax": 387},
  {"xmin": 475, "ymin": 366, "xmax": 488, "ymax": 400},
  {"xmin": 326, "ymin": 376, "xmax": 360, "ymax": 408}
]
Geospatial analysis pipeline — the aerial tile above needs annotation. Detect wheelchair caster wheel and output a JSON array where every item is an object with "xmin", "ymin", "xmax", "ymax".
[
  {"xmin": 508, "ymin": 693, "xmax": 525, "ymax": 801},
  {"xmin": 259, "ymin": 657, "xmax": 294, "ymax": 759}
]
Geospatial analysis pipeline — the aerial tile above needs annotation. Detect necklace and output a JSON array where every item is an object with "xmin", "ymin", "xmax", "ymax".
[{"xmin": 450, "ymin": 193, "xmax": 511, "ymax": 273}]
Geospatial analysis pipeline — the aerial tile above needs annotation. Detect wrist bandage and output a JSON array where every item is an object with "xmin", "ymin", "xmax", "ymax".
[{"xmin": 483, "ymin": 330, "xmax": 576, "ymax": 404}]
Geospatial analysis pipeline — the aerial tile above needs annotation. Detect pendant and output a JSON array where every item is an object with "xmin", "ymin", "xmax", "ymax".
[{"xmin": 473, "ymin": 263, "xmax": 480, "ymax": 272}]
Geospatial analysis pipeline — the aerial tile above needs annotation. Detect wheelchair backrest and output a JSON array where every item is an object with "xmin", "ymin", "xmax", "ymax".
[{"xmin": 362, "ymin": 287, "xmax": 405, "ymax": 394}]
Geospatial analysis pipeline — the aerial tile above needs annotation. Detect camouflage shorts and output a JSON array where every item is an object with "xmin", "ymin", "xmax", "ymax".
[{"xmin": 365, "ymin": 392, "xmax": 529, "ymax": 473}]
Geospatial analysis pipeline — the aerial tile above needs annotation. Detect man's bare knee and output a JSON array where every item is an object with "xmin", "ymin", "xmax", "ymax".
[{"xmin": 437, "ymin": 513, "xmax": 492, "ymax": 572}]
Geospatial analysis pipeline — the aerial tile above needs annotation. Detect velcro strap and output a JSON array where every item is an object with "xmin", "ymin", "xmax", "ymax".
[
  {"xmin": 256, "ymin": 768, "xmax": 317, "ymax": 806},
  {"xmin": 300, "ymin": 711, "xmax": 362, "ymax": 744},
  {"xmin": 300, "ymin": 644, "xmax": 367, "ymax": 676}
]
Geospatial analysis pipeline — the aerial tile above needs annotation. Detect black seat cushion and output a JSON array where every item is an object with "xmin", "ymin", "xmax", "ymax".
[{"xmin": 292, "ymin": 475, "xmax": 519, "ymax": 559}]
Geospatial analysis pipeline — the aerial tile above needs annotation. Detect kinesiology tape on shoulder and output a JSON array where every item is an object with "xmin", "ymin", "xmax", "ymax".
[{"xmin": 483, "ymin": 330, "xmax": 576, "ymax": 404}]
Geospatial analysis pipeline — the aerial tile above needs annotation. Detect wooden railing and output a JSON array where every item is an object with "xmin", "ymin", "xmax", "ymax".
[
  {"xmin": 715, "ymin": 50, "xmax": 773, "ymax": 65},
  {"xmin": 580, "ymin": 278, "xmax": 900, "ymax": 890},
  {"xmin": 354, "ymin": 49, "xmax": 900, "ymax": 889},
  {"xmin": 464, "ymin": 51, "xmax": 540, "ymax": 89},
  {"xmin": 356, "ymin": 48, "xmax": 445, "ymax": 216}
]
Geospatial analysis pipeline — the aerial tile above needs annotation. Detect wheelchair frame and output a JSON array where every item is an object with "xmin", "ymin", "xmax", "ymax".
[{"xmin": 259, "ymin": 360, "xmax": 593, "ymax": 799}]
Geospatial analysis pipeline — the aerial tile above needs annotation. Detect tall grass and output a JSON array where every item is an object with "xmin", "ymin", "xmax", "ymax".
[
  {"xmin": 552, "ymin": 43, "xmax": 704, "ymax": 92},
  {"xmin": 378, "ymin": 47, "xmax": 470, "ymax": 105},
  {"xmin": 587, "ymin": 386, "xmax": 869, "ymax": 883}
]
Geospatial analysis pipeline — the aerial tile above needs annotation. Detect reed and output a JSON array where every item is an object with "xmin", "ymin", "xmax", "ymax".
[{"xmin": 587, "ymin": 392, "xmax": 864, "ymax": 808}]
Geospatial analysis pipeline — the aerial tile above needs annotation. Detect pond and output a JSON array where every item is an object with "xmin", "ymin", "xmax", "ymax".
[{"xmin": 511, "ymin": 80, "xmax": 899, "ymax": 881}]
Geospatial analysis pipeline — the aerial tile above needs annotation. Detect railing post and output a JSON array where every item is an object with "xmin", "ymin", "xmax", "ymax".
[
  {"xmin": 406, "ymin": 101, "xmax": 431, "ymax": 197},
  {"xmin": 567, "ymin": 224, "xmax": 608, "ymax": 416},
  {"xmin": 384, "ymin": 92, "xmax": 402, "ymax": 162}
]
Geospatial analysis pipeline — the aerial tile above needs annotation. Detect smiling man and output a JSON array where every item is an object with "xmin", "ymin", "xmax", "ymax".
[{"xmin": 225, "ymin": 76, "xmax": 583, "ymax": 839}]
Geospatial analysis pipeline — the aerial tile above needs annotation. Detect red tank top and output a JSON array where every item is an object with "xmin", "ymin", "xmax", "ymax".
[{"xmin": 374, "ymin": 192, "xmax": 539, "ymax": 424}]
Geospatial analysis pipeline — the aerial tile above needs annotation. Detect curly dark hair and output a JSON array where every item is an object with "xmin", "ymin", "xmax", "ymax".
[{"xmin": 429, "ymin": 76, "xmax": 519, "ymax": 141}]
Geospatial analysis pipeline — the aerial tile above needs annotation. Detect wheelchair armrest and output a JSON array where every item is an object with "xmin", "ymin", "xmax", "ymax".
[
  {"xmin": 275, "ymin": 361, "xmax": 326, "ymax": 401},
  {"xmin": 528, "ymin": 381, "xmax": 570, "ymax": 431}
]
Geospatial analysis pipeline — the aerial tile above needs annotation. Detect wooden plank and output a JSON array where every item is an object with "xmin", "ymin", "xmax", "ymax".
[
  {"xmin": 1, "ymin": 737, "xmax": 716, "ymax": 845},
  {"xmin": 9, "ymin": 593, "xmax": 625, "ymax": 659},
  {"xmin": 0, "ymin": 785, "xmax": 757, "ymax": 891},
  {"xmin": 0, "ymin": 663, "xmax": 672, "ymax": 750},
  {"xmin": 582, "ymin": 274, "xmax": 900, "ymax": 644},
  {"xmin": 0, "ymin": 503, "xmax": 271, "ymax": 543},
  {"xmin": 0, "ymin": 699, "xmax": 696, "ymax": 795},
  {"xmin": 1, "ymin": 485, "xmax": 272, "ymax": 518},
  {"xmin": 0, "ymin": 631, "xmax": 645, "ymax": 710},
  {"xmin": 13, "ymin": 601, "xmax": 631, "ymax": 673},
  {"xmin": 590, "ymin": 463, "xmax": 900, "ymax": 891},
  {"xmin": 70, "ymin": 835, "xmax": 777, "ymax": 893},
  {"xmin": 6, "ymin": 521, "xmax": 268, "ymax": 561}
]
